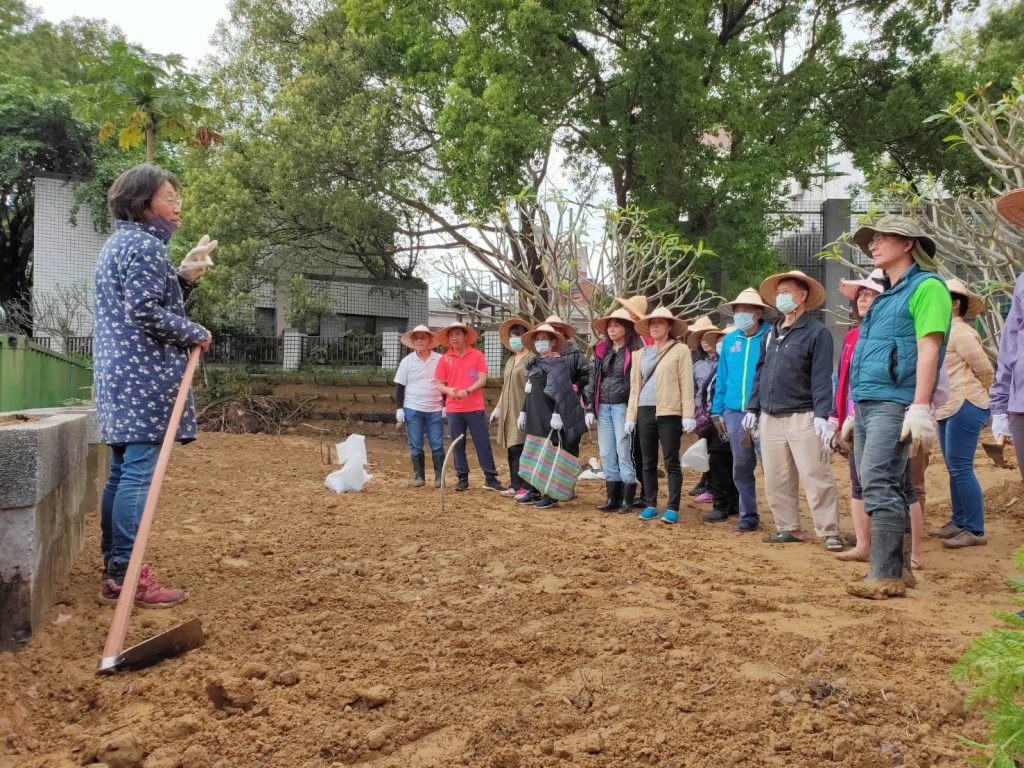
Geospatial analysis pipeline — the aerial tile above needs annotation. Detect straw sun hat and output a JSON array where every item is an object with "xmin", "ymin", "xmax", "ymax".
[
  {"xmin": 521, "ymin": 323, "xmax": 567, "ymax": 354},
  {"xmin": 612, "ymin": 295, "xmax": 649, "ymax": 321},
  {"xmin": 542, "ymin": 315, "xmax": 576, "ymax": 339},
  {"xmin": 592, "ymin": 307, "xmax": 636, "ymax": 337},
  {"xmin": 759, "ymin": 270, "xmax": 827, "ymax": 312},
  {"xmin": 399, "ymin": 324, "xmax": 437, "ymax": 349},
  {"xmin": 499, "ymin": 318, "xmax": 533, "ymax": 351},
  {"xmin": 434, "ymin": 321, "xmax": 479, "ymax": 348},
  {"xmin": 635, "ymin": 306, "xmax": 688, "ymax": 338},
  {"xmin": 997, "ymin": 188, "xmax": 1024, "ymax": 227},
  {"xmin": 718, "ymin": 287, "xmax": 774, "ymax": 317},
  {"xmin": 686, "ymin": 315, "xmax": 724, "ymax": 350},
  {"xmin": 945, "ymin": 277, "xmax": 985, "ymax": 319}
]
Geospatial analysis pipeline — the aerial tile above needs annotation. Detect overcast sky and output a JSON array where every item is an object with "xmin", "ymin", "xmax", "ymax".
[{"xmin": 32, "ymin": 0, "xmax": 230, "ymax": 68}]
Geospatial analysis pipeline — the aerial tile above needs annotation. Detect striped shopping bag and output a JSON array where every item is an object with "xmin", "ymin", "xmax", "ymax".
[{"xmin": 518, "ymin": 431, "xmax": 580, "ymax": 501}]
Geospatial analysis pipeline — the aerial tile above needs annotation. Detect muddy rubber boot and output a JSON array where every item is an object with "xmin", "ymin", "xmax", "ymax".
[
  {"xmin": 621, "ymin": 483, "xmax": 638, "ymax": 512},
  {"xmin": 431, "ymin": 451, "xmax": 444, "ymax": 488},
  {"xmin": 596, "ymin": 481, "xmax": 623, "ymax": 511},
  {"xmin": 411, "ymin": 455, "xmax": 425, "ymax": 487},
  {"xmin": 902, "ymin": 531, "xmax": 916, "ymax": 588}
]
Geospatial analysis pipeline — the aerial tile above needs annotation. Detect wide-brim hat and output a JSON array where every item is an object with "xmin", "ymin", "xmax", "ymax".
[
  {"xmin": 521, "ymin": 323, "xmax": 567, "ymax": 354},
  {"xmin": 839, "ymin": 268, "xmax": 886, "ymax": 301},
  {"xmin": 593, "ymin": 307, "xmax": 636, "ymax": 337},
  {"xmin": 718, "ymin": 287, "xmax": 773, "ymax": 317},
  {"xmin": 435, "ymin": 322, "xmax": 479, "ymax": 348},
  {"xmin": 542, "ymin": 314, "xmax": 576, "ymax": 338},
  {"xmin": 635, "ymin": 306, "xmax": 688, "ymax": 338},
  {"xmin": 997, "ymin": 188, "xmax": 1024, "ymax": 228},
  {"xmin": 852, "ymin": 214, "xmax": 938, "ymax": 272},
  {"xmin": 400, "ymin": 324, "xmax": 437, "ymax": 349},
  {"xmin": 499, "ymin": 317, "xmax": 533, "ymax": 351},
  {"xmin": 759, "ymin": 270, "xmax": 826, "ymax": 312},
  {"xmin": 613, "ymin": 295, "xmax": 649, "ymax": 321},
  {"xmin": 945, "ymin": 277, "xmax": 985, "ymax": 319},
  {"xmin": 686, "ymin": 315, "xmax": 722, "ymax": 350}
]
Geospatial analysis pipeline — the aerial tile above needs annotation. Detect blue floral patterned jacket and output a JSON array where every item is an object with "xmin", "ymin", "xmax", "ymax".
[{"xmin": 93, "ymin": 220, "xmax": 209, "ymax": 445}]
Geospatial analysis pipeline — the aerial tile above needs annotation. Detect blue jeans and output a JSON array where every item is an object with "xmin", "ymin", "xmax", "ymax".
[
  {"xmin": 100, "ymin": 443, "xmax": 160, "ymax": 567},
  {"xmin": 724, "ymin": 408, "xmax": 761, "ymax": 521},
  {"xmin": 855, "ymin": 401, "xmax": 909, "ymax": 580},
  {"xmin": 938, "ymin": 400, "xmax": 989, "ymax": 534},
  {"xmin": 448, "ymin": 410, "xmax": 497, "ymax": 480},
  {"xmin": 598, "ymin": 403, "xmax": 636, "ymax": 483},
  {"xmin": 404, "ymin": 408, "xmax": 444, "ymax": 457}
]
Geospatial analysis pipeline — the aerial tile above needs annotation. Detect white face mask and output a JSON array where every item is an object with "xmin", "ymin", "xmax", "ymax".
[
  {"xmin": 734, "ymin": 312, "xmax": 755, "ymax": 332},
  {"xmin": 534, "ymin": 339, "xmax": 551, "ymax": 355}
]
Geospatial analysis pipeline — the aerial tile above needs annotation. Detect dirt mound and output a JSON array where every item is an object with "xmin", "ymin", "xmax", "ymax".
[{"xmin": 0, "ymin": 432, "xmax": 1018, "ymax": 767}]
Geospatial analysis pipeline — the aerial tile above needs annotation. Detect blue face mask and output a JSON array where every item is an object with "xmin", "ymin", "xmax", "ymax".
[
  {"xmin": 734, "ymin": 312, "xmax": 755, "ymax": 332},
  {"xmin": 775, "ymin": 294, "xmax": 798, "ymax": 315},
  {"xmin": 534, "ymin": 339, "xmax": 551, "ymax": 355},
  {"xmin": 716, "ymin": 342, "xmax": 724, "ymax": 355},
  {"xmin": 509, "ymin": 336, "xmax": 523, "ymax": 351}
]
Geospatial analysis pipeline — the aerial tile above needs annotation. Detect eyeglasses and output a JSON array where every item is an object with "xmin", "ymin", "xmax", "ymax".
[
  {"xmin": 159, "ymin": 196, "xmax": 182, "ymax": 207},
  {"xmin": 869, "ymin": 233, "xmax": 894, "ymax": 245}
]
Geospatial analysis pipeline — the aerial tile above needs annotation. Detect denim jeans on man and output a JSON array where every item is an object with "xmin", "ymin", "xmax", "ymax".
[
  {"xmin": 404, "ymin": 408, "xmax": 444, "ymax": 457},
  {"xmin": 447, "ymin": 410, "xmax": 498, "ymax": 480},
  {"xmin": 724, "ymin": 408, "xmax": 761, "ymax": 523},
  {"xmin": 854, "ymin": 401, "xmax": 910, "ymax": 580},
  {"xmin": 598, "ymin": 402, "xmax": 636, "ymax": 483},
  {"xmin": 100, "ymin": 443, "xmax": 160, "ymax": 567},
  {"xmin": 938, "ymin": 400, "xmax": 989, "ymax": 535}
]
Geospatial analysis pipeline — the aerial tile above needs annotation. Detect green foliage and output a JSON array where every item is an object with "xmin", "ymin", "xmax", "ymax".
[
  {"xmin": 285, "ymin": 274, "xmax": 331, "ymax": 334},
  {"xmin": 951, "ymin": 545, "xmax": 1024, "ymax": 767}
]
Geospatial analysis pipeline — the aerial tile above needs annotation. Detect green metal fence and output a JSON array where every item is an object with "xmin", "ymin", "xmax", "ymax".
[{"xmin": 0, "ymin": 335, "xmax": 93, "ymax": 411}]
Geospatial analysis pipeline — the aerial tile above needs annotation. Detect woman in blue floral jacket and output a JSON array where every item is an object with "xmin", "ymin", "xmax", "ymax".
[{"xmin": 95, "ymin": 164, "xmax": 215, "ymax": 608}]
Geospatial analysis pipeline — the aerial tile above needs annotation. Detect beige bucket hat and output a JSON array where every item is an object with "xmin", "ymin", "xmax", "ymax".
[
  {"xmin": 521, "ymin": 323, "xmax": 567, "ymax": 354},
  {"xmin": 997, "ymin": 188, "xmax": 1024, "ymax": 227},
  {"xmin": 759, "ymin": 270, "xmax": 826, "ymax": 311},
  {"xmin": 852, "ymin": 214, "xmax": 938, "ymax": 272},
  {"xmin": 718, "ymin": 287, "xmax": 773, "ymax": 317},
  {"xmin": 399, "ymin": 324, "xmax": 437, "ymax": 349},
  {"xmin": 635, "ymin": 306, "xmax": 688, "ymax": 339},
  {"xmin": 593, "ymin": 307, "xmax": 636, "ymax": 338},
  {"xmin": 945, "ymin": 277, "xmax": 985, "ymax": 319},
  {"xmin": 839, "ymin": 268, "xmax": 886, "ymax": 301},
  {"xmin": 434, "ymin": 321, "xmax": 479, "ymax": 348},
  {"xmin": 613, "ymin": 295, "xmax": 649, "ymax": 321},
  {"xmin": 498, "ymin": 317, "xmax": 533, "ymax": 351}
]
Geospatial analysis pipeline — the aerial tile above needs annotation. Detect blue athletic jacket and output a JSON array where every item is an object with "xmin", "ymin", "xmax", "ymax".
[{"xmin": 710, "ymin": 321, "xmax": 770, "ymax": 415}]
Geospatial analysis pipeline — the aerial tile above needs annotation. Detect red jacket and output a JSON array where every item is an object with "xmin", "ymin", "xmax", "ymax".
[{"xmin": 834, "ymin": 326, "xmax": 860, "ymax": 427}]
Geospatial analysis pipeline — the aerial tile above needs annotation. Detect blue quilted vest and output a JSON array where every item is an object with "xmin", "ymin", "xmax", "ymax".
[{"xmin": 851, "ymin": 265, "xmax": 948, "ymax": 405}]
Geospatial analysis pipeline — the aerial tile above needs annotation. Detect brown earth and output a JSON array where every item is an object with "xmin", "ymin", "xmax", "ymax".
[{"xmin": 1, "ymin": 428, "xmax": 1022, "ymax": 768}]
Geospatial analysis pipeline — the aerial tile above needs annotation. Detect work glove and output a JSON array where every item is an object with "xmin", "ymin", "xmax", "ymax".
[
  {"xmin": 178, "ymin": 235, "xmax": 218, "ymax": 281},
  {"xmin": 625, "ymin": 420, "xmax": 636, "ymax": 436},
  {"xmin": 490, "ymin": 407, "xmax": 499, "ymax": 423},
  {"xmin": 517, "ymin": 411, "xmax": 526, "ymax": 431},
  {"xmin": 525, "ymin": 381, "xmax": 532, "ymax": 394},
  {"xmin": 840, "ymin": 414, "xmax": 855, "ymax": 452},
  {"xmin": 814, "ymin": 417, "xmax": 834, "ymax": 449},
  {"xmin": 992, "ymin": 413, "xmax": 1012, "ymax": 441},
  {"xmin": 395, "ymin": 409, "xmax": 405, "ymax": 425},
  {"xmin": 681, "ymin": 417, "xmax": 697, "ymax": 434},
  {"xmin": 441, "ymin": 408, "xmax": 447, "ymax": 419},
  {"xmin": 742, "ymin": 411, "xmax": 757, "ymax": 431},
  {"xmin": 713, "ymin": 415, "xmax": 728, "ymax": 440},
  {"xmin": 585, "ymin": 412, "xmax": 595, "ymax": 430},
  {"xmin": 900, "ymin": 404, "xmax": 938, "ymax": 458},
  {"xmin": 550, "ymin": 412, "xmax": 563, "ymax": 431}
]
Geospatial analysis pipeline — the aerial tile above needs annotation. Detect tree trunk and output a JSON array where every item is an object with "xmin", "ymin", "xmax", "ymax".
[{"xmin": 146, "ymin": 128, "xmax": 155, "ymax": 164}]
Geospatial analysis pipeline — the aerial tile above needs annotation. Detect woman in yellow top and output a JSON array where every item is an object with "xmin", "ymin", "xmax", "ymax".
[
  {"xmin": 932, "ymin": 278, "xmax": 994, "ymax": 549},
  {"xmin": 491, "ymin": 318, "xmax": 534, "ymax": 498},
  {"xmin": 626, "ymin": 307, "xmax": 696, "ymax": 524}
]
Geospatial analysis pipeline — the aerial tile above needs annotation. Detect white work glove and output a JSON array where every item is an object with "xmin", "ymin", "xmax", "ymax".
[
  {"xmin": 490, "ymin": 407, "xmax": 499, "ymax": 423},
  {"xmin": 525, "ymin": 381, "xmax": 532, "ymax": 394},
  {"xmin": 682, "ymin": 417, "xmax": 697, "ymax": 433},
  {"xmin": 585, "ymin": 412, "xmax": 595, "ymax": 430},
  {"xmin": 550, "ymin": 412, "xmax": 563, "ymax": 431},
  {"xmin": 900, "ymin": 404, "xmax": 938, "ymax": 458},
  {"xmin": 625, "ymin": 420, "xmax": 636, "ymax": 435},
  {"xmin": 742, "ymin": 412, "xmax": 757, "ymax": 431},
  {"xmin": 395, "ymin": 409, "xmax": 405, "ymax": 425},
  {"xmin": 178, "ymin": 235, "xmax": 218, "ymax": 281},
  {"xmin": 441, "ymin": 408, "xmax": 447, "ymax": 419},
  {"xmin": 993, "ymin": 413, "xmax": 1012, "ymax": 441},
  {"xmin": 517, "ymin": 411, "xmax": 526, "ymax": 431},
  {"xmin": 814, "ymin": 416, "xmax": 833, "ymax": 449},
  {"xmin": 840, "ymin": 414, "xmax": 855, "ymax": 451}
]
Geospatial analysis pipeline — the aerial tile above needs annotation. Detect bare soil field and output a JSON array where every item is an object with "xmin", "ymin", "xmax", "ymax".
[{"xmin": 1, "ymin": 429, "xmax": 1021, "ymax": 767}]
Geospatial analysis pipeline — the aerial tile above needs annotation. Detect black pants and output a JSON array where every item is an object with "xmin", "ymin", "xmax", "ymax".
[
  {"xmin": 631, "ymin": 432, "xmax": 644, "ymax": 491},
  {"xmin": 507, "ymin": 444, "xmax": 528, "ymax": 491},
  {"xmin": 637, "ymin": 406, "xmax": 682, "ymax": 512},
  {"xmin": 706, "ymin": 432, "xmax": 739, "ymax": 514}
]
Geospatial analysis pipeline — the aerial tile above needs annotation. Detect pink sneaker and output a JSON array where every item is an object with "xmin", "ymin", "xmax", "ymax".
[
  {"xmin": 695, "ymin": 492, "xmax": 714, "ymax": 504},
  {"xmin": 133, "ymin": 564, "xmax": 188, "ymax": 609}
]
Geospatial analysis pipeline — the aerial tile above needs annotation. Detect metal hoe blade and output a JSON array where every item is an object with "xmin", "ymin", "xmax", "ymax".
[
  {"xmin": 983, "ymin": 437, "xmax": 1008, "ymax": 469},
  {"xmin": 96, "ymin": 618, "xmax": 204, "ymax": 675},
  {"xmin": 440, "ymin": 433, "xmax": 465, "ymax": 514}
]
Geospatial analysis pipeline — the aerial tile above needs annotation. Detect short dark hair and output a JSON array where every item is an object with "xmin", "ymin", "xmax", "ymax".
[
  {"xmin": 107, "ymin": 164, "xmax": 179, "ymax": 221},
  {"xmin": 951, "ymin": 293, "xmax": 969, "ymax": 318}
]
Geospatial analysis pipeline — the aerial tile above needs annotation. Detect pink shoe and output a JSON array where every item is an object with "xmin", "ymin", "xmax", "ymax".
[
  {"xmin": 133, "ymin": 564, "xmax": 188, "ymax": 609},
  {"xmin": 695, "ymin": 492, "xmax": 714, "ymax": 504}
]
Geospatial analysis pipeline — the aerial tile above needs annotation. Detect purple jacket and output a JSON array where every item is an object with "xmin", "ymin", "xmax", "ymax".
[{"xmin": 991, "ymin": 271, "xmax": 1024, "ymax": 415}]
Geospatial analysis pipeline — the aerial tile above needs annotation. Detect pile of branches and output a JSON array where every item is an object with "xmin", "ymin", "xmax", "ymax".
[{"xmin": 197, "ymin": 394, "xmax": 315, "ymax": 434}]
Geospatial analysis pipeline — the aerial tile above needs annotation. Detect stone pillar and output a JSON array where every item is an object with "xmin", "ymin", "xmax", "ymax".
[
  {"xmin": 382, "ymin": 331, "xmax": 401, "ymax": 370},
  {"xmin": 821, "ymin": 197, "xmax": 854, "ymax": 365},
  {"xmin": 282, "ymin": 329, "xmax": 304, "ymax": 372},
  {"xmin": 484, "ymin": 331, "xmax": 503, "ymax": 379}
]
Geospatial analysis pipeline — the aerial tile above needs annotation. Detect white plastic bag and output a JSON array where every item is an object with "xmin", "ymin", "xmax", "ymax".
[
  {"xmin": 325, "ymin": 459, "xmax": 373, "ymax": 493},
  {"xmin": 578, "ymin": 456, "xmax": 606, "ymax": 481},
  {"xmin": 682, "ymin": 438, "xmax": 710, "ymax": 472},
  {"xmin": 335, "ymin": 434, "xmax": 367, "ymax": 465}
]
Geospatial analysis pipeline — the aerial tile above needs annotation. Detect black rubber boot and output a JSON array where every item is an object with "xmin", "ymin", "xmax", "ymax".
[
  {"xmin": 621, "ymin": 483, "xmax": 638, "ymax": 512},
  {"xmin": 431, "ymin": 451, "xmax": 444, "ymax": 488},
  {"xmin": 411, "ymin": 455, "xmax": 425, "ymax": 487},
  {"xmin": 596, "ymin": 481, "xmax": 623, "ymax": 511},
  {"xmin": 703, "ymin": 504, "xmax": 731, "ymax": 523}
]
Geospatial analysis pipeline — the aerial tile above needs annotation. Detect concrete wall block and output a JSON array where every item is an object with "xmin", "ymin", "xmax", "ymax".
[{"xmin": 0, "ymin": 412, "xmax": 87, "ymax": 508}]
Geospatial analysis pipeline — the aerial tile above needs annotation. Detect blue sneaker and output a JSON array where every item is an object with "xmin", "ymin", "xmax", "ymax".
[
  {"xmin": 660, "ymin": 509, "xmax": 679, "ymax": 524},
  {"xmin": 638, "ymin": 506, "xmax": 659, "ymax": 520},
  {"xmin": 735, "ymin": 517, "xmax": 760, "ymax": 532}
]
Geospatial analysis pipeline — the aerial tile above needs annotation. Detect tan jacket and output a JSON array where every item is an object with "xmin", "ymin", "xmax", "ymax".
[
  {"xmin": 626, "ymin": 341, "xmax": 695, "ymax": 421},
  {"xmin": 496, "ymin": 353, "xmax": 529, "ymax": 447}
]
